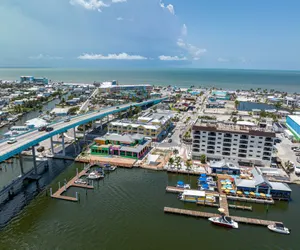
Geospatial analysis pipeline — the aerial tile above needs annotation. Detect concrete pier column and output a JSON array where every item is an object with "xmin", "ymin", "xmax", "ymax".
[
  {"xmin": 32, "ymin": 146, "xmax": 37, "ymax": 174},
  {"xmin": 83, "ymin": 124, "xmax": 86, "ymax": 142},
  {"xmin": 73, "ymin": 127, "xmax": 76, "ymax": 140},
  {"xmin": 61, "ymin": 133, "xmax": 66, "ymax": 156},
  {"xmin": 50, "ymin": 136, "xmax": 54, "ymax": 155},
  {"xmin": 19, "ymin": 153, "xmax": 24, "ymax": 176}
]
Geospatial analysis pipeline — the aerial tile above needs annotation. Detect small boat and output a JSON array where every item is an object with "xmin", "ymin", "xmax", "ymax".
[
  {"xmin": 268, "ymin": 223, "xmax": 290, "ymax": 235},
  {"xmin": 176, "ymin": 181, "xmax": 190, "ymax": 189},
  {"xmin": 208, "ymin": 216, "xmax": 239, "ymax": 229},
  {"xmin": 87, "ymin": 171, "xmax": 104, "ymax": 180},
  {"xmin": 104, "ymin": 166, "xmax": 117, "ymax": 171},
  {"xmin": 74, "ymin": 179, "xmax": 88, "ymax": 185}
]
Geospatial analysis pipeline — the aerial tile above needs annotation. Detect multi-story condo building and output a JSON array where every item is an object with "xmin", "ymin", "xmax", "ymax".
[
  {"xmin": 108, "ymin": 111, "xmax": 173, "ymax": 142},
  {"xmin": 192, "ymin": 120, "xmax": 275, "ymax": 166}
]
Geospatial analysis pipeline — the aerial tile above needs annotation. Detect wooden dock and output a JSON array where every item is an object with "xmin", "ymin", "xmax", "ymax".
[
  {"xmin": 227, "ymin": 195, "xmax": 274, "ymax": 204},
  {"xmin": 51, "ymin": 168, "xmax": 94, "ymax": 202},
  {"xmin": 219, "ymin": 194, "xmax": 229, "ymax": 216},
  {"xmin": 164, "ymin": 207, "xmax": 280, "ymax": 227}
]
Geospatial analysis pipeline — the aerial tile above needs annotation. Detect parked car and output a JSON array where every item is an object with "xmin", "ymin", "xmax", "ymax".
[
  {"xmin": 296, "ymin": 152, "xmax": 300, "ymax": 156},
  {"xmin": 45, "ymin": 127, "xmax": 54, "ymax": 132},
  {"xmin": 168, "ymin": 138, "xmax": 172, "ymax": 143},
  {"xmin": 37, "ymin": 146, "xmax": 45, "ymax": 152},
  {"xmin": 297, "ymin": 157, "xmax": 300, "ymax": 163},
  {"xmin": 7, "ymin": 137, "xmax": 17, "ymax": 144},
  {"xmin": 38, "ymin": 126, "xmax": 46, "ymax": 132},
  {"xmin": 294, "ymin": 148, "xmax": 300, "ymax": 153},
  {"xmin": 64, "ymin": 117, "xmax": 71, "ymax": 122},
  {"xmin": 295, "ymin": 166, "xmax": 300, "ymax": 175},
  {"xmin": 116, "ymin": 106, "xmax": 120, "ymax": 109}
]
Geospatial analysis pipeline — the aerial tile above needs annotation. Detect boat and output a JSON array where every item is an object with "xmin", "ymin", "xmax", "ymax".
[
  {"xmin": 176, "ymin": 181, "xmax": 191, "ymax": 189},
  {"xmin": 87, "ymin": 171, "xmax": 104, "ymax": 180},
  {"xmin": 104, "ymin": 165, "xmax": 117, "ymax": 171},
  {"xmin": 268, "ymin": 223, "xmax": 290, "ymax": 235},
  {"xmin": 208, "ymin": 216, "xmax": 239, "ymax": 229},
  {"xmin": 74, "ymin": 179, "xmax": 88, "ymax": 185}
]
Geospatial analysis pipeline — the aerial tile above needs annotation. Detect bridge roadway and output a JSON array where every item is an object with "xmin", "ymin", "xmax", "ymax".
[{"xmin": 0, "ymin": 98, "xmax": 166, "ymax": 163}]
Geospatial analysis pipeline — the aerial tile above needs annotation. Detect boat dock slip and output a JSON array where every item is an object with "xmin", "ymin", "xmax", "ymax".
[
  {"xmin": 227, "ymin": 195, "xmax": 274, "ymax": 204},
  {"xmin": 196, "ymin": 201, "xmax": 252, "ymax": 211},
  {"xmin": 166, "ymin": 186, "xmax": 219, "ymax": 196},
  {"xmin": 219, "ymin": 194, "xmax": 229, "ymax": 216},
  {"xmin": 164, "ymin": 207, "xmax": 281, "ymax": 227},
  {"xmin": 51, "ymin": 168, "xmax": 94, "ymax": 202}
]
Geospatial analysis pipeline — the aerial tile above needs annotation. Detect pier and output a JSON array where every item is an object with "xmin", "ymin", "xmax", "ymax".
[
  {"xmin": 219, "ymin": 194, "xmax": 229, "ymax": 215},
  {"xmin": 164, "ymin": 207, "xmax": 280, "ymax": 227},
  {"xmin": 51, "ymin": 167, "xmax": 94, "ymax": 202},
  {"xmin": 165, "ymin": 186, "xmax": 219, "ymax": 196}
]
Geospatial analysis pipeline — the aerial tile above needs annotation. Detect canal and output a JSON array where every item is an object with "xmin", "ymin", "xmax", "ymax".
[{"xmin": 0, "ymin": 166, "xmax": 299, "ymax": 250}]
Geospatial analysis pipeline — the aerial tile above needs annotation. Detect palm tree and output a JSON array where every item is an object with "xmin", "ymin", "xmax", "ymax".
[
  {"xmin": 173, "ymin": 149, "xmax": 179, "ymax": 155},
  {"xmin": 186, "ymin": 159, "xmax": 192, "ymax": 171},
  {"xmin": 175, "ymin": 156, "xmax": 181, "ymax": 170},
  {"xmin": 168, "ymin": 157, "xmax": 174, "ymax": 169},
  {"xmin": 234, "ymin": 100, "xmax": 240, "ymax": 109}
]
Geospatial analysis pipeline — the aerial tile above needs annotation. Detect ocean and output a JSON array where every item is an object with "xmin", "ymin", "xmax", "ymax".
[{"xmin": 1, "ymin": 68, "xmax": 300, "ymax": 92}]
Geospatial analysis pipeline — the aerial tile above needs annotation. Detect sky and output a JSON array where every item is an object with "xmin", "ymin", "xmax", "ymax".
[{"xmin": 0, "ymin": 0, "xmax": 300, "ymax": 70}]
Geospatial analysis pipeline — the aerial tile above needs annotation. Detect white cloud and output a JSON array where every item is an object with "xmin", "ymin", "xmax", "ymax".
[
  {"xmin": 78, "ymin": 53, "xmax": 147, "ymax": 60},
  {"xmin": 177, "ymin": 39, "xmax": 206, "ymax": 60},
  {"xmin": 116, "ymin": 17, "xmax": 124, "ymax": 21},
  {"xmin": 29, "ymin": 54, "xmax": 63, "ymax": 60},
  {"xmin": 69, "ymin": 0, "xmax": 109, "ymax": 12},
  {"xmin": 112, "ymin": 0, "xmax": 127, "ymax": 2},
  {"xmin": 181, "ymin": 24, "xmax": 187, "ymax": 36},
  {"xmin": 159, "ymin": 1, "xmax": 175, "ymax": 15},
  {"xmin": 217, "ymin": 57, "xmax": 229, "ymax": 62},
  {"xmin": 159, "ymin": 55, "xmax": 187, "ymax": 61}
]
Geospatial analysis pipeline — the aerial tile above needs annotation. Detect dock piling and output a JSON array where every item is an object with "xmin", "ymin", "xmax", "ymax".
[
  {"xmin": 58, "ymin": 182, "xmax": 61, "ymax": 189},
  {"xmin": 50, "ymin": 188, "xmax": 53, "ymax": 196}
]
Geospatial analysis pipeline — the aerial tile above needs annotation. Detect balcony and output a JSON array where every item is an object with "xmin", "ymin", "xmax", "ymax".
[
  {"xmin": 263, "ymin": 152, "xmax": 271, "ymax": 156},
  {"xmin": 207, "ymin": 146, "xmax": 215, "ymax": 150},
  {"xmin": 222, "ymin": 152, "xmax": 230, "ymax": 156},
  {"xmin": 264, "ymin": 143, "xmax": 272, "ymax": 147},
  {"xmin": 265, "ymin": 137, "xmax": 273, "ymax": 142},
  {"xmin": 223, "ymin": 143, "xmax": 231, "ymax": 147},
  {"xmin": 193, "ymin": 131, "xmax": 200, "ymax": 135},
  {"xmin": 192, "ymin": 149, "xmax": 200, "ymax": 153},
  {"xmin": 240, "ymin": 135, "xmax": 249, "ymax": 140},
  {"xmin": 224, "ymin": 139, "xmax": 231, "ymax": 143},
  {"xmin": 208, "ymin": 141, "xmax": 215, "ymax": 145},
  {"xmin": 208, "ymin": 132, "xmax": 216, "ymax": 136},
  {"xmin": 194, "ymin": 136, "xmax": 200, "ymax": 140},
  {"xmin": 264, "ymin": 147, "xmax": 272, "ymax": 151},
  {"xmin": 238, "ymin": 149, "xmax": 247, "ymax": 154},
  {"xmin": 208, "ymin": 137, "xmax": 216, "ymax": 141},
  {"xmin": 223, "ymin": 147, "xmax": 231, "ymax": 152},
  {"xmin": 239, "ymin": 145, "xmax": 248, "ymax": 149},
  {"xmin": 207, "ymin": 150, "xmax": 215, "ymax": 154},
  {"xmin": 224, "ymin": 133, "xmax": 232, "ymax": 138},
  {"xmin": 238, "ymin": 154, "xmax": 246, "ymax": 158},
  {"xmin": 263, "ymin": 157, "xmax": 271, "ymax": 161},
  {"xmin": 193, "ymin": 140, "xmax": 200, "ymax": 144},
  {"xmin": 240, "ymin": 140, "xmax": 248, "ymax": 144}
]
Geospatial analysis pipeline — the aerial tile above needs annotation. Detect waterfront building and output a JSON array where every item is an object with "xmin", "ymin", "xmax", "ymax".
[
  {"xmin": 108, "ymin": 110, "xmax": 173, "ymax": 142},
  {"xmin": 20, "ymin": 76, "xmax": 48, "ymax": 84},
  {"xmin": 235, "ymin": 167, "xmax": 292, "ymax": 200},
  {"xmin": 209, "ymin": 90, "xmax": 231, "ymax": 101},
  {"xmin": 286, "ymin": 115, "xmax": 300, "ymax": 140},
  {"xmin": 25, "ymin": 118, "xmax": 48, "ymax": 129},
  {"xmin": 91, "ymin": 133, "xmax": 151, "ymax": 159},
  {"xmin": 50, "ymin": 107, "xmax": 70, "ymax": 116},
  {"xmin": 209, "ymin": 160, "xmax": 241, "ymax": 175},
  {"xmin": 192, "ymin": 119, "xmax": 276, "ymax": 166},
  {"xmin": 99, "ymin": 81, "xmax": 153, "ymax": 96},
  {"xmin": 206, "ymin": 101, "xmax": 225, "ymax": 109}
]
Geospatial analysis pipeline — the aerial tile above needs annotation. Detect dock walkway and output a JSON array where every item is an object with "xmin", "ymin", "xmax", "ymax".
[
  {"xmin": 219, "ymin": 194, "xmax": 229, "ymax": 216},
  {"xmin": 51, "ymin": 167, "xmax": 93, "ymax": 202},
  {"xmin": 164, "ymin": 207, "xmax": 280, "ymax": 227}
]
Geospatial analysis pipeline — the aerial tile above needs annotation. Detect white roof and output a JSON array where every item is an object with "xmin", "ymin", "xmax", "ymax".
[
  {"xmin": 236, "ymin": 121, "xmax": 256, "ymax": 126},
  {"xmin": 25, "ymin": 118, "xmax": 48, "ymax": 127},
  {"xmin": 269, "ymin": 182, "xmax": 292, "ymax": 192},
  {"xmin": 235, "ymin": 179, "xmax": 256, "ymax": 188},
  {"xmin": 288, "ymin": 115, "xmax": 300, "ymax": 125},
  {"xmin": 183, "ymin": 190, "xmax": 205, "ymax": 197}
]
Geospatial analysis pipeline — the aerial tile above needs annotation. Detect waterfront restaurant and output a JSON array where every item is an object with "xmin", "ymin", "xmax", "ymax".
[
  {"xmin": 235, "ymin": 167, "xmax": 292, "ymax": 200},
  {"xmin": 209, "ymin": 160, "xmax": 241, "ymax": 175},
  {"xmin": 91, "ymin": 133, "xmax": 151, "ymax": 160}
]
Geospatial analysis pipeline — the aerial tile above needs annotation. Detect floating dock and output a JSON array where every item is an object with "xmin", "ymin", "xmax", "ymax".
[
  {"xmin": 227, "ymin": 195, "xmax": 274, "ymax": 204},
  {"xmin": 219, "ymin": 194, "xmax": 229, "ymax": 216},
  {"xmin": 165, "ymin": 186, "xmax": 219, "ymax": 196},
  {"xmin": 51, "ymin": 167, "xmax": 94, "ymax": 202},
  {"xmin": 164, "ymin": 207, "xmax": 280, "ymax": 227}
]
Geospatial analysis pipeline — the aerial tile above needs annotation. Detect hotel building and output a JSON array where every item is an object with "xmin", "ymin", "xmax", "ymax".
[{"xmin": 192, "ymin": 120, "xmax": 276, "ymax": 166}]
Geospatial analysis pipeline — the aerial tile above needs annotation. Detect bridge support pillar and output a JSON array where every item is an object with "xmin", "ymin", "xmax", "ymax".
[
  {"xmin": 83, "ymin": 124, "xmax": 86, "ymax": 142},
  {"xmin": 50, "ymin": 136, "xmax": 54, "ymax": 155},
  {"xmin": 61, "ymin": 133, "xmax": 66, "ymax": 156},
  {"xmin": 32, "ymin": 146, "xmax": 37, "ymax": 175},
  {"xmin": 19, "ymin": 153, "xmax": 24, "ymax": 176},
  {"xmin": 73, "ymin": 127, "xmax": 76, "ymax": 141}
]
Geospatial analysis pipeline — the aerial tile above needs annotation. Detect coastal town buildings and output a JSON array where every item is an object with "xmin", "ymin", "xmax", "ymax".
[
  {"xmin": 91, "ymin": 133, "xmax": 151, "ymax": 159},
  {"xmin": 192, "ymin": 119, "xmax": 276, "ymax": 166},
  {"xmin": 108, "ymin": 110, "xmax": 173, "ymax": 141}
]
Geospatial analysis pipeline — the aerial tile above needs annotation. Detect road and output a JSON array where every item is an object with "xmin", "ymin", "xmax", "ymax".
[
  {"xmin": 78, "ymin": 88, "xmax": 99, "ymax": 113},
  {"xmin": 0, "ymin": 98, "xmax": 165, "ymax": 162}
]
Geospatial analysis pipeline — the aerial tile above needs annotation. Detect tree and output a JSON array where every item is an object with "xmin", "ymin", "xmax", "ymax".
[
  {"xmin": 186, "ymin": 159, "xmax": 192, "ymax": 171},
  {"xmin": 168, "ymin": 158, "xmax": 174, "ymax": 168},
  {"xmin": 175, "ymin": 156, "xmax": 182, "ymax": 170},
  {"xmin": 234, "ymin": 100, "xmax": 240, "ymax": 109},
  {"xmin": 274, "ymin": 102, "xmax": 282, "ymax": 111},
  {"xmin": 200, "ymin": 154, "xmax": 206, "ymax": 164},
  {"xmin": 173, "ymin": 149, "xmax": 179, "ymax": 155},
  {"xmin": 232, "ymin": 117, "xmax": 237, "ymax": 124}
]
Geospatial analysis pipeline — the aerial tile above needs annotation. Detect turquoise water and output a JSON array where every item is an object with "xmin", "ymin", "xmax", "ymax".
[{"xmin": 1, "ymin": 68, "xmax": 300, "ymax": 92}]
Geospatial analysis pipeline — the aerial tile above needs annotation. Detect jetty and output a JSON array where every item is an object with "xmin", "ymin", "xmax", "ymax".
[
  {"xmin": 51, "ymin": 167, "xmax": 94, "ymax": 202},
  {"xmin": 164, "ymin": 207, "xmax": 280, "ymax": 227}
]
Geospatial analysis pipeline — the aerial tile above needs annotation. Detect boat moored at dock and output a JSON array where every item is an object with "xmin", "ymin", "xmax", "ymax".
[
  {"xmin": 208, "ymin": 216, "xmax": 239, "ymax": 229},
  {"xmin": 268, "ymin": 223, "xmax": 290, "ymax": 235}
]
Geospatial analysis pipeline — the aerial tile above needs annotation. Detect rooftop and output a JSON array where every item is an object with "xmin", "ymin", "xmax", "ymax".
[{"xmin": 288, "ymin": 115, "xmax": 300, "ymax": 125}]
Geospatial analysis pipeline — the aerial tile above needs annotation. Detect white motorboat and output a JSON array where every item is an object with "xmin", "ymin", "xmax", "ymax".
[
  {"xmin": 208, "ymin": 216, "xmax": 239, "ymax": 229},
  {"xmin": 268, "ymin": 223, "xmax": 290, "ymax": 235},
  {"xmin": 74, "ymin": 179, "xmax": 87, "ymax": 185},
  {"xmin": 87, "ymin": 171, "xmax": 104, "ymax": 180}
]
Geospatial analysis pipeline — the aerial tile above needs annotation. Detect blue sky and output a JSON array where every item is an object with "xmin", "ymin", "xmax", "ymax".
[{"xmin": 1, "ymin": 0, "xmax": 300, "ymax": 69}]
